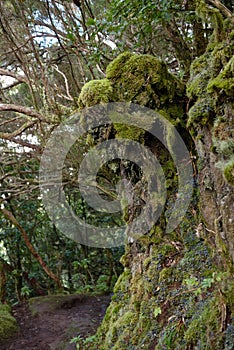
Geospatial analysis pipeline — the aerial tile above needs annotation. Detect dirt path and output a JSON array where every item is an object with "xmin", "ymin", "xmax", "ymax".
[{"xmin": 0, "ymin": 294, "xmax": 111, "ymax": 350}]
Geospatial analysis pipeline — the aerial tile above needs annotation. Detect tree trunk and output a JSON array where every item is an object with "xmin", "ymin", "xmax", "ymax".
[
  {"xmin": 78, "ymin": 26, "xmax": 234, "ymax": 350},
  {"xmin": 0, "ymin": 263, "xmax": 6, "ymax": 303}
]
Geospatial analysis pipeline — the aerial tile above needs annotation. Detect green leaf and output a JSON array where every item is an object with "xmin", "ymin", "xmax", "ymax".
[
  {"xmin": 184, "ymin": 276, "xmax": 198, "ymax": 288},
  {"xmin": 201, "ymin": 277, "xmax": 214, "ymax": 289},
  {"xmin": 67, "ymin": 32, "xmax": 75, "ymax": 41},
  {"xmin": 154, "ymin": 307, "xmax": 162, "ymax": 318},
  {"xmin": 86, "ymin": 18, "xmax": 96, "ymax": 26}
]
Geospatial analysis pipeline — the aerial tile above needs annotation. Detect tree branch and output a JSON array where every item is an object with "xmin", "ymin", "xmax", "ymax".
[
  {"xmin": 0, "ymin": 120, "xmax": 36, "ymax": 140},
  {"xmin": 0, "ymin": 68, "xmax": 27, "ymax": 83},
  {"xmin": 1, "ymin": 207, "xmax": 62, "ymax": 289},
  {"xmin": 33, "ymin": 20, "xmax": 66, "ymax": 38},
  {"xmin": 207, "ymin": 0, "xmax": 234, "ymax": 22},
  {"xmin": 0, "ymin": 116, "xmax": 22, "ymax": 127},
  {"xmin": 10, "ymin": 137, "xmax": 40, "ymax": 150},
  {"xmin": 0, "ymin": 103, "xmax": 46, "ymax": 122},
  {"xmin": 1, "ymin": 80, "xmax": 23, "ymax": 90},
  {"xmin": 53, "ymin": 65, "xmax": 73, "ymax": 101}
]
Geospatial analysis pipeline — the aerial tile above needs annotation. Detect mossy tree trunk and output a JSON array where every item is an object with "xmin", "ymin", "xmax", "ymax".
[{"xmin": 76, "ymin": 22, "xmax": 234, "ymax": 350}]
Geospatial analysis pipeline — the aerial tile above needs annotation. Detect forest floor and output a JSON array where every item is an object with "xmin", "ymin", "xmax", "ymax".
[{"xmin": 0, "ymin": 294, "xmax": 111, "ymax": 350}]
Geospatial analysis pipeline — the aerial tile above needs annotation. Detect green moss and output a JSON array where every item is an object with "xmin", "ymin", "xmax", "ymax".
[
  {"xmin": 78, "ymin": 79, "xmax": 113, "ymax": 108},
  {"xmin": 187, "ymin": 27, "xmax": 234, "ymax": 136},
  {"xmin": 189, "ymin": 52, "xmax": 209, "ymax": 76},
  {"xmin": 99, "ymin": 309, "xmax": 140, "ymax": 349},
  {"xmin": 106, "ymin": 51, "xmax": 133, "ymax": 80},
  {"xmin": 113, "ymin": 268, "xmax": 131, "ymax": 294},
  {"xmin": 78, "ymin": 53, "xmax": 185, "ymax": 138},
  {"xmin": 216, "ymin": 140, "xmax": 234, "ymax": 158},
  {"xmin": 142, "ymin": 256, "xmax": 152, "ymax": 269},
  {"xmin": 163, "ymin": 104, "xmax": 185, "ymax": 125},
  {"xmin": 82, "ymin": 232, "xmax": 227, "ymax": 349},
  {"xmin": 187, "ymin": 70, "xmax": 210, "ymax": 98},
  {"xmin": 78, "ymin": 44, "xmax": 234, "ymax": 349},
  {"xmin": 210, "ymin": 44, "xmax": 232, "ymax": 77},
  {"xmin": 213, "ymin": 117, "xmax": 233, "ymax": 142},
  {"xmin": 106, "ymin": 53, "xmax": 185, "ymax": 114},
  {"xmin": 0, "ymin": 303, "xmax": 18, "ymax": 341},
  {"xmin": 196, "ymin": 0, "xmax": 225, "ymax": 42},
  {"xmin": 114, "ymin": 123, "xmax": 145, "ymax": 142},
  {"xmin": 184, "ymin": 297, "xmax": 222, "ymax": 348},
  {"xmin": 223, "ymin": 161, "xmax": 234, "ymax": 186},
  {"xmin": 207, "ymin": 56, "xmax": 234, "ymax": 97},
  {"xmin": 187, "ymin": 97, "xmax": 215, "ymax": 127},
  {"xmin": 158, "ymin": 267, "xmax": 174, "ymax": 283}
]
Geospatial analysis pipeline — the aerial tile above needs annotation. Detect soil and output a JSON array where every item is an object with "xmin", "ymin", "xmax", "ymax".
[{"xmin": 0, "ymin": 294, "xmax": 111, "ymax": 350}]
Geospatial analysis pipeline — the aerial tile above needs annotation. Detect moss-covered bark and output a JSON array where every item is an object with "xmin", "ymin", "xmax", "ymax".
[
  {"xmin": 187, "ymin": 20, "xmax": 234, "ymax": 264},
  {"xmin": 76, "ymin": 31, "xmax": 234, "ymax": 349}
]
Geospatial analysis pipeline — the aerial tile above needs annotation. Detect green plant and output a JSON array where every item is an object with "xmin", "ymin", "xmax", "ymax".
[
  {"xmin": 20, "ymin": 286, "xmax": 32, "ymax": 299},
  {"xmin": 70, "ymin": 334, "xmax": 83, "ymax": 344},
  {"xmin": 83, "ymin": 335, "xmax": 96, "ymax": 344},
  {"xmin": 70, "ymin": 334, "xmax": 96, "ymax": 349}
]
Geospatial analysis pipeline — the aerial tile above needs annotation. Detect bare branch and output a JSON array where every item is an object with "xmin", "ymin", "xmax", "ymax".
[
  {"xmin": 53, "ymin": 65, "xmax": 73, "ymax": 101},
  {"xmin": 0, "ymin": 119, "xmax": 36, "ymax": 140},
  {"xmin": 10, "ymin": 137, "xmax": 40, "ymax": 150},
  {"xmin": 0, "ymin": 68, "xmax": 27, "ymax": 83},
  {"xmin": 1, "ymin": 80, "xmax": 23, "ymax": 90},
  {"xmin": 0, "ymin": 103, "xmax": 46, "ymax": 122},
  {"xmin": 0, "ymin": 116, "xmax": 22, "ymax": 127},
  {"xmin": 33, "ymin": 20, "xmax": 67, "ymax": 38}
]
